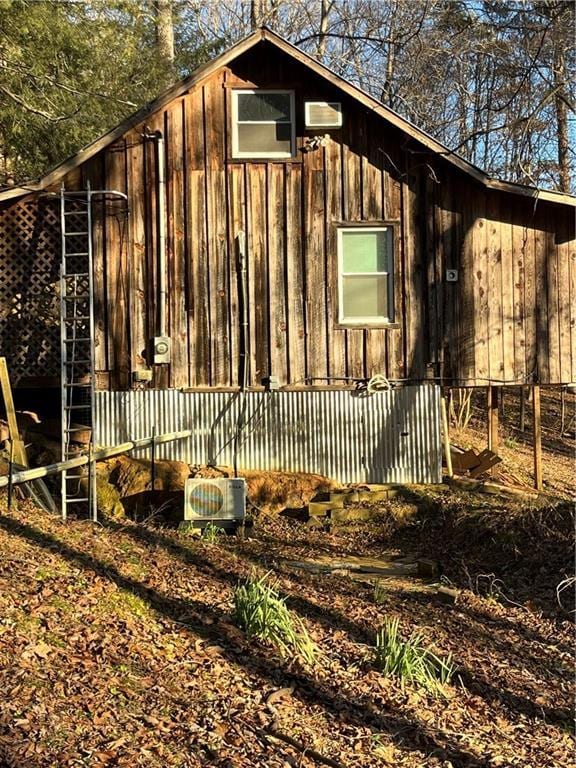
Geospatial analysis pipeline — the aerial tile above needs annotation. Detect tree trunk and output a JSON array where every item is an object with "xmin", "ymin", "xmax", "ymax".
[
  {"xmin": 553, "ymin": 45, "xmax": 570, "ymax": 192},
  {"xmin": 154, "ymin": 0, "xmax": 174, "ymax": 66},
  {"xmin": 317, "ymin": 0, "xmax": 333, "ymax": 58}
]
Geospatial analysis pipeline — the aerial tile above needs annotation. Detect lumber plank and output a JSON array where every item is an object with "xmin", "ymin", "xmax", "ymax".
[
  {"xmin": 500, "ymin": 202, "xmax": 515, "ymax": 384},
  {"xmin": 267, "ymin": 163, "xmax": 288, "ymax": 383},
  {"xmin": 303, "ymin": 142, "xmax": 328, "ymax": 382},
  {"xmin": 204, "ymin": 76, "xmax": 230, "ymax": 386},
  {"xmin": 227, "ymin": 164, "xmax": 245, "ymax": 388},
  {"xmin": 486, "ymin": 192, "xmax": 503, "ymax": 381},
  {"xmin": 546, "ymin": 206, "xmax": 561, "ymax": 383},
  {"xmin": 167, "ymin": 101, "xmax": 189, "ymax": 388},
  {"xmin": 402, "ymin": 166, "xmax": 425, "ymax": 378},
  {"xmin": 533, "ymin": 207, "xmax": 549, "ymax": 382},
  {"xmin": 285, "ymin": 164, "xmax": 306, "ymax": 384},
  {"xmin": 474, "ymin": 189, "xmax": 489, "ymax": 382},
  {"xmin": 324, "ymin": 134, "xmax": 347, "ymax": 380},
  {"xmin": 364, "ymin": 115, "xmax": 387, "ymax": 377},
  {"xmin": 342, "ymin": 112, "xmax": 364, "ymax": 379},
  {"xmin": 126, "ymin": 131, "xmax": 148, "ymax": 375},
  {"xmin": 555, "ymin": 208, "xmax": 571, "ymax": 383},
  {"xmin": 247, "ymin": 163, "xmax": 268, "ymax": 384},
  {"xmin": 104, "ymin": 138, "xmax": 130, "ymax": 389},
  {"xmin": 511, "ymin": 200, "xmax": 527, "ymax": 383}
]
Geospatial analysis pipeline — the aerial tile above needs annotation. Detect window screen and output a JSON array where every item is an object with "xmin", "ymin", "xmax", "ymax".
[
  {"xmin": 233, "ymin": 90, "xmax": 294, "ymax": 158},
  {"xmin": 338, "ymin": 227, "xmax": 394, "ymax": 324}
]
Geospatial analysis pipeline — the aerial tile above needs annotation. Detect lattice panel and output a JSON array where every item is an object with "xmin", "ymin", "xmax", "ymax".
[{"xmin": 0, "ymin": 197, "xmax": 61, "ymax": 383}]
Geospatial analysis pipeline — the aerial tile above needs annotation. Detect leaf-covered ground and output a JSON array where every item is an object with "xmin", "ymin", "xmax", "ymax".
[{"xmin": 0, "ymin": 490, "xmax": 573, "ymax": 768}]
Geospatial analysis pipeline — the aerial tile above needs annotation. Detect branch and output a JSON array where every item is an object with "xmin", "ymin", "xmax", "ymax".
[{"xmin": 0, "ymin": 84, "xmax": 64, "ymax": 121}]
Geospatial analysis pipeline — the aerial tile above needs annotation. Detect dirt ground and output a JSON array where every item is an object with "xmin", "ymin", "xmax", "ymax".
[{"xmin": 0, "ymin": 387, "xmax": 573, "ymax": 767}]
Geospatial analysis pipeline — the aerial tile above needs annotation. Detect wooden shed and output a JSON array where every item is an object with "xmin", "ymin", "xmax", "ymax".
[{"xmin": 0, "ymin": 28, "xmax": 574, "ymax": 488}]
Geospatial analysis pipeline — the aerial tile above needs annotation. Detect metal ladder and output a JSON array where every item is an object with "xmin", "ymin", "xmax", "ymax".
[{"xmin": 59, "ymin": 183, "xmax": 127, "ymax": 521}]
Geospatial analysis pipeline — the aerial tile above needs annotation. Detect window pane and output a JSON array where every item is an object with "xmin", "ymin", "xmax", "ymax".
[
  {"xmin": 341, "ymin": 230, "xmax": 390, "ymax": 273},
  {"xmin": 342, "ymin": 275, "xmax": 389, "ymax": 319},
  {"xmin": 237, "ymin": 122, "xmax": 292, "ymax": 154},
  {"xmin": 237, "ymin": 92, "xmax": 291, "ymax": 122}
]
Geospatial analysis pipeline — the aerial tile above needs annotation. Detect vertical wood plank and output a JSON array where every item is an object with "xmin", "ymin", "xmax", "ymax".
[
  {"xmin": 500, "ymin": 205, "xmax": 515, "ymax": 384},
  {"xmin": 511, "ymin": 200, "xmax": 526, "ymax": 384},
  {"xmin": 166, "ymin": 101, "xmax": 189, "ymax": 388},
  {"xmin": 204, "ymin": 76, "xmax": 229, "ymax": 386},
  {"xmin": 227, "ymin": 164, "xmax": 246, "ymax": 388},
  {"xmin": 533, "ymin": 208, "xmax": 548, "ymax": 382},
  {"xmin": 555, "ymin": 209, "xmax": 571, "ymax": 383},
  {"xmin": 126, "ymin": 132, "xmax": 148, "ymax": 374},
  {"xmin": 402, "ymin": 166, "xmax": 425, "ymax": 379},
  {"xmin": 185, "ymin": 88, "xmax": 210, "ymax": 386},
  {"xmin": 83, "ymin": 156, "xmax": 107, "ymax": 374},
  {"xmin": 247, "ymin": 163, "xmax": 268, "ymax": 384},
  {"xmin": 567, "ymin": 215, "xmax": 576, "ymax": 383},
  {"xmin": 425, "ymin": 172, "xmax": 438, "ymax": 375},
  {"xmin": 324, "ymin": 135, "xmax": 346, "ymax": 380},
  {"xmin": 364, "ymin": 116, "xmax": 387, "ymax": 378},
  {"xmin": 545, "ymin": 206, "xmax": 560, "ymax": 383},
  {"xmin": 384, "ymin": 140, "xmax": 404, "ymax": 379},
  {"xmin": 268, "ymin": 163, "xmax": 288, "ymax": 383},
  {"xmin": 473, "ymin": 189, "xmax": 489, "ymax": 383},
  {"xmin": 104, "ymin": 139, "xmax": 130, "ymax": 389},
  {"xmin": 342, "ymin": 112, "xmax": 364, "ymax": 378},
  {"xmin": 486, "ymin": 192, "xmax": 503, "ymax": 382},
  {"xmin": 285, "ymin": 164, "xmax": 306, "ymax": 384},
  {"xmin": 303, "ymin": 144, "xmax": 327, "ymax": 382},
  {"xmin": 436, "ymin": 174, "xmax": 453, "ymax": 381},
  {"xmin": 522, "ymin": 210, "xmax": 537, "ymax": 382}
]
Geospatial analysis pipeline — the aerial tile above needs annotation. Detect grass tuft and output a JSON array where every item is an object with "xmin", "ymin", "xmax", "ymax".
[
  {"xmin": 201, "ymin": 522, "xmax": 226, "ymax": 543},
  {"xmin": 232, "ymin": 573, "xmax": 316, "ymax": 664},
  {"xmin": 375, "ymin": 617, "xmax": 454, "ymax": 695}
]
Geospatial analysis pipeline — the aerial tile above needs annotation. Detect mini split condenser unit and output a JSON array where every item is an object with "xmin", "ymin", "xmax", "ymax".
[
  {"xmin": 304, "ymin": 101, "xmax": 343, "ymax": 128},
  {"xmin": 184, "ymin": 478, "xmax": 246, "ymax": 522}
]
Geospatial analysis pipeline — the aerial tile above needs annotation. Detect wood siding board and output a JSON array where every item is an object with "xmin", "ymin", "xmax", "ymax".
[
  {"xmin": 167, "ymin": 101, "xmax": 189, "ymax": 388},
  {"xmin": 486, "ymin": 192, "xmax": 504, "ymax": 381},
  {"xmin": 324, "ymin": 136, "xmax": 347, "ymax": 380},
  {"xmin": 104, "ymin": 139, "xmax": 130, "ymax": 389},
  {"xmin": 425, "ymin": 173, "xmax": 438, "ymax": 373},
  {"xmin": 454, "ymin": 176, "xmax": 476, "ymax": 383},
  {"xmin": 303, "ymin": 144, "xmax": 328, "ymax": 382},
  {"xmin": 511, "ymin": 200, "xmax": 527, "ymax": 383},
  {"xmin": 285, "ymin": 163, "xmax": 306, "ymax": 384},
  {"xmin": 343, "ymin": 114, "xmax": 365, "ymax": 379},
  {"xmin": 569, "ymin": 216, "xmax": 576, "ymax": 382},
  {"xmin": 533, "ymin": 208, "xmax": 549, "ymax": 382},
  {"xmin": 500, "ymin": 199, "xmax": 515, "ymax": 383},
  {"xmin": 84, "ymin": 155, "xmax": 107, "ymax": 374},
  {"xmin": 364, "ymin": 116, "xmax": 387, "ymax": 378},
  {"xmin": 126, "ymin": 133, "xmax": 148, "ymax": 374},
  {"xmin": 247, "ymin": 164, "xmax": 268, "ymax": 384},
  {"xmin": 436, "ymin": 173, "xmax": 453, "ymax": 380},
  {"xmin": 227, "ymin": 164, "xmax": 245, "ymax": 388},
  {"xmin": 474, "ymin": 189, "xmax": 489, "ymax": 382},
  {"xmin": 402, "ymin": 166, "xmax": 425, "ymax": 379},
  {"xmin": 556, "ymin": 210, "xmax": 571, "ymax": 383},
  {"xmin": 522, "ymin": 210, "xmax": 537, "ymax": 382},
  {"xmin": 546, "ymin": 206, "xmax": 561, "ymax": 383},
  {"xmin": 268, "ymin": 163, "xmax": 288, "ymax": 382},
  {"xmin": 204, "ymin": 77, "xmax": 229, "ymax": 385}
]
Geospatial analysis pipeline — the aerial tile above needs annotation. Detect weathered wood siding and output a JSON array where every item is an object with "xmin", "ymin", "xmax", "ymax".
[{"xmin": 0, "ymin": 44, "xmax": 574, "ymax": 388}]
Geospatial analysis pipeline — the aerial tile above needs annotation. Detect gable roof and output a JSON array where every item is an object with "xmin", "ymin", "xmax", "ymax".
[{"xmin": 1, "ymin": 27, "xmax": 574, "ymax": 207}]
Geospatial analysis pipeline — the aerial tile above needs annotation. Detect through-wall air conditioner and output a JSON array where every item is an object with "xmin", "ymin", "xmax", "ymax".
[
  {"xmin": 304, "ymin": 101, "xmax": 343, "ymax": 128},
  {"xmin": 184, "ymin": 478, "xmax": 246, "ymax": 522}
]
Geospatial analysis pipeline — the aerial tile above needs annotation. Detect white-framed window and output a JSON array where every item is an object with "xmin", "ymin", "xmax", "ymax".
[
  {"xmin": 337, "ymin": 226, "xmax": 394, "ymax": 325},
  {"xmin": 231, "ymin": 89, "xmax": 295, "ymax": 159}
]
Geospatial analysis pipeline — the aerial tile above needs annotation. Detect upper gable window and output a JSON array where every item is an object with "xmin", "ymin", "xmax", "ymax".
[{"xmin": 232, "ymin": 90, "xmax": 295, "ymax": 159}]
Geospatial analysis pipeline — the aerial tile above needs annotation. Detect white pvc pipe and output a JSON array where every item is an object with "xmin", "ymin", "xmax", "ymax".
[{"xmin": 0, "ymin": 429, "xmax": 193, "ymax": 489}]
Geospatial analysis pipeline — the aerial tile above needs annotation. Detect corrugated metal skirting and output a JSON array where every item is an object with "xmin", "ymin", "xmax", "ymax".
[{"xmin": 94, "ymin": 386, "xmax": 442, "ymax": 484}]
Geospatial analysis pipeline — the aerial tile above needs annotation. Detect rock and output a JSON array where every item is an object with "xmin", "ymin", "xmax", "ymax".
[{"xmin": 105, "ymin": 455, "xmax": 190, "ymax": 498}]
